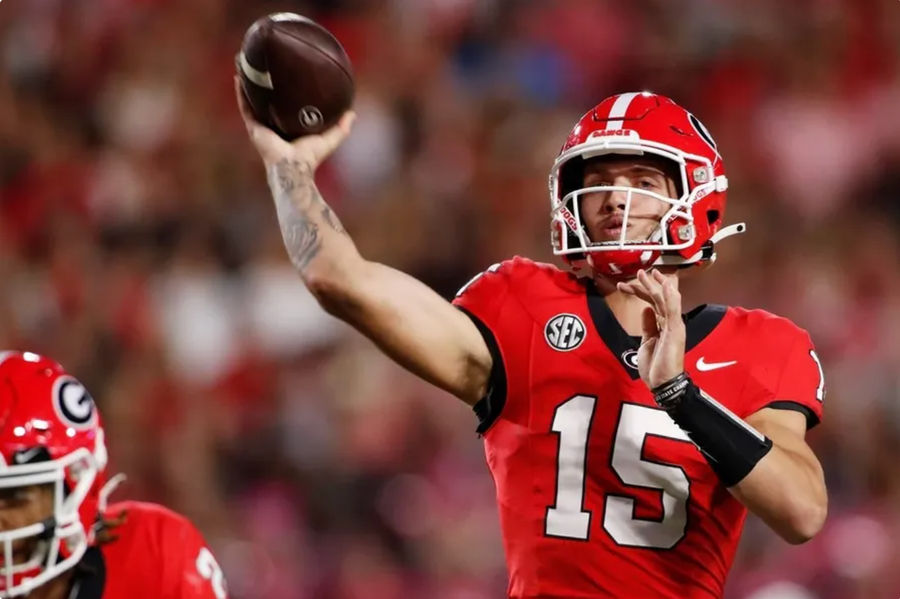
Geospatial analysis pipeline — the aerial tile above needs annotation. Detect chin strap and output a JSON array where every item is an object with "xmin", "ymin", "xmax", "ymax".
[
  {"xmin": 654, "ymin": 222, "xmax": 746, "ymax": 268},
  {"xmin": 98, "ymin": 473, "xmax": 127, "ymax": 512},
  {"xmin": 709, "ymin": 222, "xmax": 747, "ymax": 244}
]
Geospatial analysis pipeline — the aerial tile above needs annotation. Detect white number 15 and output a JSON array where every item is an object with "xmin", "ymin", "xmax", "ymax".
[{"xmin": 544, "ymin": 396, "xmax": 692, "ymax": 549}]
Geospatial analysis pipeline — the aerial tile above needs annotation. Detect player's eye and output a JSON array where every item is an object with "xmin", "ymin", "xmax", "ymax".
[
  {"xmin": 588, "ymin": 179, "xmax": 613, "ymax": 187},
  {"xmin": 637, "ymin": 178, "xmax": 658, "ymax": 189},
  {"xmin": 0, "ymin": 488, "xmax": 31, "ymax": 507}
]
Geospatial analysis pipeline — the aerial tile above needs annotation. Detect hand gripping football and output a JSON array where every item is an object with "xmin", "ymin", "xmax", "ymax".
[{"xmin": 237, "ymin": 12, "xmax": 354, "ymax": 140}]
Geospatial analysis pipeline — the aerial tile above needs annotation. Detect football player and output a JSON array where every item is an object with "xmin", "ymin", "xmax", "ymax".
[
  {"xmin": 0, "ymin": 351, "xmax": 228, "ymax": 599},
  {"xmin": 237, "ymin": 83, "xmax": 827, "ymax": 598}
]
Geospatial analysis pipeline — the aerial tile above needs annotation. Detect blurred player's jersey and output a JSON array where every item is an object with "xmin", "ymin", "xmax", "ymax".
[
  {"xmin": 68, "ymin": 501, "xmax": 227, "ymax": 599},
  {"xmin": 453, "ymin": 257, "xmax": 824, "ymax": 599}
]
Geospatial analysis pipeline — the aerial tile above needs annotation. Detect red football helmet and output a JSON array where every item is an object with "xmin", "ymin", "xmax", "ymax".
[
  {"xmin": 0, "ymin": 351, "xmax": 108, "ymax": 597},
  {"xmin": 549, "ymin": 92, "xmax": 745, "ymax": 277}
]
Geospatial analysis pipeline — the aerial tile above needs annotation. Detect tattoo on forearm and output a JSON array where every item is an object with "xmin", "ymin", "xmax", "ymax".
[
  {"xmin": 321, "ymin": 204, "xmax": 346, "ymax": 234},
  {"xmin": 266, "ymin": 159, "xmax": 346, "ymax": 270}
]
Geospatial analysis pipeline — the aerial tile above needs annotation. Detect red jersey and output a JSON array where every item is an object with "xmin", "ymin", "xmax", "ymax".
[
  {"xmin": 453, "ymin": 257, "xmax": 824, "ymax": 599},
  {"xmin": 68, "ymin": 501, "xmax": 227, "ymax": 599}
]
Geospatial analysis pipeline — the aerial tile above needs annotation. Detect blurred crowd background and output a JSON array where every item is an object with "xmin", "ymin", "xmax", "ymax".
[{"xmin": 2, "ymin": 0, "xmax": 899, "ymax": 597}]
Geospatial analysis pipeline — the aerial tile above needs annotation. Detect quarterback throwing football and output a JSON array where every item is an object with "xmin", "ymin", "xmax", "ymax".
[{"xmin": 238, "ymin": 84, "xmax": 827, "ymax": 598}]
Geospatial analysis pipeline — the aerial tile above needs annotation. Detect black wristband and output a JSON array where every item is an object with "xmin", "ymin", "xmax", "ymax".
[
  {"xmin": 663, "ymin": 379, "xmax": 773, "ymax": 487},
  {"xmin": 652, "ymin": 372, "xmax": 691, "ymax": 409}
]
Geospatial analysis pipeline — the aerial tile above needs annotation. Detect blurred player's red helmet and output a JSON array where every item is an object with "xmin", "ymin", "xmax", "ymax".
[
  {"xmin": 0, "ymin": 351, "xmax": 108, "ymax": 597},
  {"xmin": 550, "ymin": 92, "xmax": 745, "ymax": 277}
]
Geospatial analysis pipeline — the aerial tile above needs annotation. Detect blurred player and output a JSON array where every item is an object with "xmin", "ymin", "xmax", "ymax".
[
  {"xmin": 237, "ymin": 84, "xmax": 827, "ymax": 598},
  {"xmin": 0, "ymin": 351, "xmax": 228, "ymax": 599}
]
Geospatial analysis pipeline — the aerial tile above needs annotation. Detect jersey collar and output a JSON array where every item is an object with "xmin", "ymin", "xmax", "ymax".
[
  {"xmin": 66, "ymin": 547, "xmax": 105, "ymax": 599},
  {"xmin": 584, "ymin": 283, "xmax": 727, "ymax": 380}
]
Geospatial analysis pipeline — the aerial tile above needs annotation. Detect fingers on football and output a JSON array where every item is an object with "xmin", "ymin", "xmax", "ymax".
[
  {"xmin": 234, "ymin": 76, "xmax": 283, "ymax": 149},
  {"xmin": 338, "ymin": 110, "xmax": 357, "ymax": 133},
  {"xmin": 299, "ymin": 110, "xmax": 356, "ymax": 159},
  {"xmin": 234, "ymin": 76, "xmax": 258, "ymax": 130}
]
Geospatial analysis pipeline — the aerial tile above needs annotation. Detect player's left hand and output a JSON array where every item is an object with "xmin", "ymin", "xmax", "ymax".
[{"xmin": 616, "ymin": 269, "xmax": 685, "ymax": 389}]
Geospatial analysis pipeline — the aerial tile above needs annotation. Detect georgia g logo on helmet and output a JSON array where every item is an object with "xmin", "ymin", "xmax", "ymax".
[
  {"xmin": 687, "ymin": 112, "xmax": 720, "ymax": 158},
  {"xmin": 52, "ymin": 376, "xmax": 97, "ymax": 428}
]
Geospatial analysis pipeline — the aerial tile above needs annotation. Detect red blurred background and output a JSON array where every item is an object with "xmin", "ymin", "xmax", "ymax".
[{"xmin": 1, "ymin": 0, "xmax": 899, "ymax": 597}]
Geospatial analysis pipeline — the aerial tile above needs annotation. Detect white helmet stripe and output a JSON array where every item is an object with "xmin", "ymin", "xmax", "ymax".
[{"xmin": 605, "ymin": 92, "xmax": 640, "ymax": 130}]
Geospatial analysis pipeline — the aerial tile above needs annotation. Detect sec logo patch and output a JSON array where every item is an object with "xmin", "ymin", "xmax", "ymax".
[{"xmin": 545, "ymin": 314, "xmax": 586, "ymax": 351}]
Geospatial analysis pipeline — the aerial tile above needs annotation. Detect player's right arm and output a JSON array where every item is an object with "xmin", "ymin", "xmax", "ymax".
[{"xmin": 235, "ymin": 79, "xmax": 492, "ymax": 405}]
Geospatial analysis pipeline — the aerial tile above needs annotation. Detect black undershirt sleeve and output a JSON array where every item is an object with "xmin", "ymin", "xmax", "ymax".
[
  {"xmin": 456, "ymin": 307, "xmax": 508, "ymax": 434},
  {"xmin": 764, "ymin": 401, "xmax": 819, "ymax": 429}
]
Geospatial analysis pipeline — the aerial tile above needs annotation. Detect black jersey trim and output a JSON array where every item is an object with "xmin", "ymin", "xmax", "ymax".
[
  {"xmin": 457, "ymin": 307, "xmax": 508, "ymax": 435},
  {"xmin": 584, "ymin": 282, "xmax": 727, "ymax": 379},
  {"xmin": 69, "ymin": 546, "xmax": 105, "ymax": 598},
  {"xmin": 683, "ymin": 303, "xmax": 727, "ymax": 350},
  {"xmin": 585, "ymin": 283, "xmax": 641, "ymax": 380},
  {"xmin": 765, "ymin": 401, "xmax": 820, "ymax": 430}
]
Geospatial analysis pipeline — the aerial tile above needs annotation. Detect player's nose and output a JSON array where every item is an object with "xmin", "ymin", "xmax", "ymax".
[{"xmin": 601, "ymin": 187, "xmax": 629, "ymax": 214}]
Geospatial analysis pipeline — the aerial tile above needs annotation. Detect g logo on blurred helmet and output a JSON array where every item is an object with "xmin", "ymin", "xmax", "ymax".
[
  {"xmin": 688, "ymin": 113, "xmax": 719, "ymax": 156},
  {"xmin": 53, "ymin": 377, "xmax": 96, "ymax": 428}
]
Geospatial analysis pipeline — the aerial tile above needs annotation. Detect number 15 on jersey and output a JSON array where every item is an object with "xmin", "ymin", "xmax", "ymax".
[{"xmin": 545, "ymin": 395, "xmax": 693, "ymax": 549}]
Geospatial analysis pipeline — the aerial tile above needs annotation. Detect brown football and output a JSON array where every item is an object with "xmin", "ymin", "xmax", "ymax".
[{"xmin": 237, "ymin": 13, "xmax": 354, "ymax": 140}]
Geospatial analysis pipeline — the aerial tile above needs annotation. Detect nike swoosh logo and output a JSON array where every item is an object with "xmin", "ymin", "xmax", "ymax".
[
  {"xmin": 14, "ymin": 447, "xmax": 43, "ymax": 464},
  {"xmin": 696, "ymin": 357, "xmax": 737, "ymax": 372}
]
